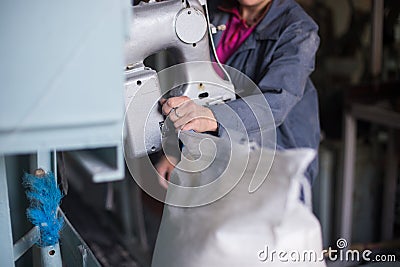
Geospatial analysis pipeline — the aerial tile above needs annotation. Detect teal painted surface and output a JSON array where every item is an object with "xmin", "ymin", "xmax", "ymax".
[
  {"xmin": 0, "ymin": 0, "xmax": 126, "ymax": 154},
  {"xmin": 0, "ymin": 156, "xmax": 15, "ymax": 267},
  {"xmin": 0, "ymin": 1, "xmax": 128, "ymax": 265}
]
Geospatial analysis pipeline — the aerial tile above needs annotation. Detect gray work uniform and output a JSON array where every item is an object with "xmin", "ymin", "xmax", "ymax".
[{"xmin": 208, "ymin": 0, "xmax": 321, "ymax": 183}]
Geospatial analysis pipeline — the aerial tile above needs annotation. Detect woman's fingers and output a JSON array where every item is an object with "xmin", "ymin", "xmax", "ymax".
[
  {"xmin": 161, "ymin": 96, "xmax": 190, "ymax": 116},
  {"xmin": 161, "ymin": 96, "xmax": 217, "ymax": 133},
  {"xmin": 155, "ymin": 155, "xmax": 178, "ymax": 189}
]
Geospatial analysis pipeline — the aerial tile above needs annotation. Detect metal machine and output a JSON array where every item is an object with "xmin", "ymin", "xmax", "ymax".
[
  {"xmin": 0, "ymin": 0, "xmax": 235, "ymax": 266},
  {"xmin": 1, "ymin": 0, "xmax": 128, "ymax": 266},
  {"xmin": 124, "ymin": 0, "xmax": 235, "ymax": 157}
]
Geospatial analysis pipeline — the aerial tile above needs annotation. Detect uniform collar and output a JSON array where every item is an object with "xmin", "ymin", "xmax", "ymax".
[
  {"xmin": 218, "ymin": 5, "xmax": 249, "ymax": 29},
  {"xmin": 254, "ymin": 0, "xmax": 284, "ymax": 40},
  {"xmin": 214, "ymin": 0, "xmax": 288, "ymax": 41}
]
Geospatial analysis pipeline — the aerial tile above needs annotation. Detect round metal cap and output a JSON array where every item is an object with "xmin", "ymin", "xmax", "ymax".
[{"xmin": 175, "ymin": 7, "xmax": 207, "ymax": 44}]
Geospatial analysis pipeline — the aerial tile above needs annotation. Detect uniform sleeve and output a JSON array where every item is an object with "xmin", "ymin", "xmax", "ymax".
[{"xmin": 209, "ymin": 21, "xmax": 320, "ymax": 140}]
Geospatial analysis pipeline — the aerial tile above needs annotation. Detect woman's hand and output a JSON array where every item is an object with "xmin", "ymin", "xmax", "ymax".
[
  {"xmin": 155, "ymin": 155, "xmax": 178, "ymax": 189},
  {"xmin": 161, "ymin": 96, "xmax": 218, "ymax": 133},
  {"xmin": 157, "ymin": 96, "xmax": 218, "ymax": 189}
]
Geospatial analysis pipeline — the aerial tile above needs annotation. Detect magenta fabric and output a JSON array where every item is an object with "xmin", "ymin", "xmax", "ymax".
[{"xmin": 216, "ymin": 7, "xmax": 256, "ymax": 64}]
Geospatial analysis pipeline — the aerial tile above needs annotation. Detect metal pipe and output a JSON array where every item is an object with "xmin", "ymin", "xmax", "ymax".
[
  {"xmin": 0, "ymin": 155, "xmax": 15, "ymax": 267},
  {"xmin": 13, "ymin": 226, "xmax": 40, "ymax": 261},
  {"xmin": 39, "ymin": 244, "xmax": 62, "ymax": 267},
  {"xmin": 381, "ymin": 129, "xmax": 398, "ymax": 240},
  {"xmin": 32, "ymin": 151, "xmax": 63, "ymax": 267},
  {"xmin": 371, "ymin": 0, "xmax": 384, "ymax": 78},
  {"xmin": 340, "ymin": 113, "xmax": 357, "ymax": 243}
]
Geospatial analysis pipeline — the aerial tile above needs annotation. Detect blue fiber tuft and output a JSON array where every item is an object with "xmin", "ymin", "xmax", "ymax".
[{"xmin": 22, "ymin": 171, "xmax": 64, "ymax": 247}]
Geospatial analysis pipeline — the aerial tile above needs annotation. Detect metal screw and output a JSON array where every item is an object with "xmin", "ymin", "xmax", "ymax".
[{"xmin": 34, "ymin": 168, "xmax": 46, "ymax": 178}]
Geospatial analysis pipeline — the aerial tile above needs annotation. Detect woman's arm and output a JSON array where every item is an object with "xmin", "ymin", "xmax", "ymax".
[{"xmin": 209, "ymin": 20, "xmax": 320, "ymax": 138}]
